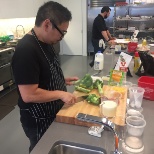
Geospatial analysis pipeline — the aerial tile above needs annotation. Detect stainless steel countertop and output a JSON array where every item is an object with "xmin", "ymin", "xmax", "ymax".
[{"xmin": 31, "ymin": 47, "xmax": 154, "ymax": 154}]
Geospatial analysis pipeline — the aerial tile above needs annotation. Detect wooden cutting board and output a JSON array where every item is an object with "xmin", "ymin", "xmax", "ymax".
[{"xmin": 56, "ymin": 85, "xmax": 127, "ymax": 126}]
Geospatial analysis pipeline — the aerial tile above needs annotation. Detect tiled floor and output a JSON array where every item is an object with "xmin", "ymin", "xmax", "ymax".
[
  {"xmin": 0, "ymin": 55, "xmax": 92, "ymax": 154},
  {"xmin": 0, "ymin": 106, "xmax": 29, "ymax": 154}
]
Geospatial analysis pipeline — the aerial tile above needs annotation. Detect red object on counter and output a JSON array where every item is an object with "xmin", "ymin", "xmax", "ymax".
[
  {"xmin": 150, "ymin": 51, "xmax": 154, "ymax": 55},
  {"xmin": 127, "ymin": 42, "xmax": 138, "ymax": 53},
  {"xmin": 138, "ymin": 76, "xmax": 154, "ymax": 101},
  {"xmin": 135, "ymin": 51, "xmax": 139, "ymax": 57}
]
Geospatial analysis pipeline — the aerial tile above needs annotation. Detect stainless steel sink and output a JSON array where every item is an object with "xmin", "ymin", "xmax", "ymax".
[{"xmin": 49, "ymin": 140, "xmax": 106, "ymax": 154}]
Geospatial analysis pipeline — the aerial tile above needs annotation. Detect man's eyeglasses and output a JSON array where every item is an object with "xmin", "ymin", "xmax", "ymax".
[{"xmin": 50, "ymin": 20, "xmax": 67, "ymax": 38}]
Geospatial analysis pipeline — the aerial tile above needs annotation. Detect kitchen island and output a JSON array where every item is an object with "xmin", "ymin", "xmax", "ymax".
[{"xmin": 31, "ymin": 48, "xmax": 154, "ymax": 154}]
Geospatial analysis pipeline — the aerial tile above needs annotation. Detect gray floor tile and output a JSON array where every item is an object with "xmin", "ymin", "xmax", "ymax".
[
  {"xmin": 0, "ymin": 106, "xmax": 29, "ymax": 154},
  {"xmin": 0, "ymin": 105, "xmax": 15, "ymax": 120}
]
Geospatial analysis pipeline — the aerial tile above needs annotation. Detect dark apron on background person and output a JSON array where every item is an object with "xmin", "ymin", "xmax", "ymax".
[{"xmin": 20, "ymin": 29, "xmax": 66, "ymax": 153}]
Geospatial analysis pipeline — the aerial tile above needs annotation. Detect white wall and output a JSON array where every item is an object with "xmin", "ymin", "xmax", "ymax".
[
  {"xmin": 82, "ymin": 0, "xmax": 88, "ymax": 56},
  {"xmin": 59, "ymin": 0, "xmax": 87, "ymax": 56},
  {"xmin": 59, "ymin": 0, "xmax": 83, "ymax": 55}
]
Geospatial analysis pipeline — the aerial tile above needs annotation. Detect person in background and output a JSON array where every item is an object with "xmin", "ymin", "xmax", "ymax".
[
  {"xmin": 12, "ymin": 1, "xmax": 78, "ymax": 153},
  {"xmin": 89, "ymin": 6, "xmax": 116, "ymax": 67}
]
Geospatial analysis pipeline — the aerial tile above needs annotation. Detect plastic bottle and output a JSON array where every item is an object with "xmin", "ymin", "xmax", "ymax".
[
  {"xmin": 94, "ymin": 51, "xmax": 104, "ymax": 70},
  {"xmin": 142, "ymin": 39, "xmax": 147, "ymax": 46},
  {"xmin": 133, "ymin": 52, "xmax": 141, "ymax": 73}
]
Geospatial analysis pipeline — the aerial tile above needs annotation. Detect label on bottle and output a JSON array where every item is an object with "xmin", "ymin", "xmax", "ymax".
[{"xmin": 94, "ymin": 61, "xmax": 100, "ymax": 70}]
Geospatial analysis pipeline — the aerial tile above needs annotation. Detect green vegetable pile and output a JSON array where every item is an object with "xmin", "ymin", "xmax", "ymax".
[
  {"xmin": 75, "ymin": 74, "xmax": 93, "ymax": 93},
  {"xmin": 74, "ymin": 74, "xmax": 103, "ymax": 105},
  {"xmin": 93, "ymin": 79, "xmax": 104, "ymax": 95},
  {"xmin": 86, "ymin": 94, "xmax": 100, "ymax": 105}
]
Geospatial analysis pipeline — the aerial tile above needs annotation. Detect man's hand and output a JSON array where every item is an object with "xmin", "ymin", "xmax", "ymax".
[
  {"xmin": 60, "ymin": 91, "xmax": 77, "ymax": 104},
  {"xmin": 65, "ymin": 77, "xmax": 79, "ymax": 85},
  {"xmin": 110, "ymin": 37, "xmax": 116, "ymax": 40},
  {"xmin": 108, "ymin": 40, "xmax": 116, "ymax": 45}
]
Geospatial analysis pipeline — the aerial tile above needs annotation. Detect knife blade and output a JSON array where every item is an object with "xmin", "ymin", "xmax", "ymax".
[{"xmin": 76, "ymin": 94, "xmax": 89, "ymax": 103}]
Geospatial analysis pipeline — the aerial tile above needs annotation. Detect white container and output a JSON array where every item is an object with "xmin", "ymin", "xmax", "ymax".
[
  {"xmin": 94, "ymin": 51, "xmax": 104, "ymax": 70},
  {"xmin": 100, "ymin": 100, "xmax": 117, "ymax": 118},
  {"xmin": 126, "ymin": 116, "xmax": 146, "ymax": 137},
  {"xmin": 124, "ymin": 116, "xmax": 146, "ymax": 151},
  {"xmin": 129, "ymin": 87, "xmax": 145, "ymax": 110}
]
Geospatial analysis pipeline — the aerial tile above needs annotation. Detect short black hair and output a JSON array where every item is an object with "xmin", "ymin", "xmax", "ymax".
[
  {"xmin": 35, "ymin": 1, "xmax": 72, "ymax": 26},
  {"xmin": 101, "ymin": 6, "xmax": 111, "ymax": 13}
]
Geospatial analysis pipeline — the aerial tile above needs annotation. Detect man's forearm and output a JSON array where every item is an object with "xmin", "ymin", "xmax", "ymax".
[
  {"xmin": 106, "ymin": 30, "xmax": 112, "ymax": 39},
  {"xmin": 101, "ymin": 30, "xmax": 116, "ymax": 45},
  {"xmin": 102, "ymin": 31, "xmax": 110, "ymax": 41},
  {"xmin": 18, "ymin": 84, "xmax": 64, "ymax": 103}
]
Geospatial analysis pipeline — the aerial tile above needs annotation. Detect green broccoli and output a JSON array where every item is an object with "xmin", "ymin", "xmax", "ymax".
[
  {"xmin": 93, "ymin": 79, "xmax": 104, "ymax": 94},
  {"xmin": 86, "ymin": 94, "xmax": 100, "ymax": 105},
  {"xmin": 75, "ymin": 86, "xmax": 91, "ymax": 93},
  {"xmin": 79, "ymin": 74, "xmax": 93, "ymax": 89},
  {"xmin": 73, "ymin": 79, "xmax": 81, "ymax": 85},
  {"xmin": 74, "ymin": 74, "xmax": 94, "ymax": 93}
]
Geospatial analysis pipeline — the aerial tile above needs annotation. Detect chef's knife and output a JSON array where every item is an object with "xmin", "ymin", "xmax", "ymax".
[{"xmin": 76, "ymin": 94, "xmax": 89, "ymax": 103}]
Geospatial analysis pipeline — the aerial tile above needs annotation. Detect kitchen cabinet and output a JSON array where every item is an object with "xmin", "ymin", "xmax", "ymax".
[
  {"xmin": 113, "ymin": 3, "xmax": 154, "ymax": 38},
  {"xmin": 0, "ymin": 48, "xmax": 15, "ymax": 90},
  {"xmin": 0, "ymin": 0, "xmax": 52, "ymax": 19}
]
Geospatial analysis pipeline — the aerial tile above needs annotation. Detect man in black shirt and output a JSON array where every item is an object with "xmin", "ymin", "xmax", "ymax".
[
  {"xmin": 12, "ymin": 1, "xmax": 78, "ymax": 153},
  {"xmin": 90, "ymin": 6, "xmax": 116, "ymax": 67}
]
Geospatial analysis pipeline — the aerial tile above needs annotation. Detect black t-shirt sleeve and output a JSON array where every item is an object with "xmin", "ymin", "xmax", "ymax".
[
  {"xmin": 12, "ymin": 44, "xmax": 40, "ymax": 85},
  {"xmin": 95, "ymin": 17, "xmax": 108, "ymax": 32}
]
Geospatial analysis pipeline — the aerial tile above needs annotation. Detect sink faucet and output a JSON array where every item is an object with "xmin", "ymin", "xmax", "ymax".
[
  {"xmin": 76, "ymin": 113, "xmax": 122, "ymax": 154},
  {"xmin": 16, "ymin": 25, "xmax": 25, "ymax": 38}
]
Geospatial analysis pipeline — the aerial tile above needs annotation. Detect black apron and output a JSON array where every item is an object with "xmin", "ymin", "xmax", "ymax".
[{"xmin": 20, "ymin": 29, "xmax": 66, "ymax": 148}]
